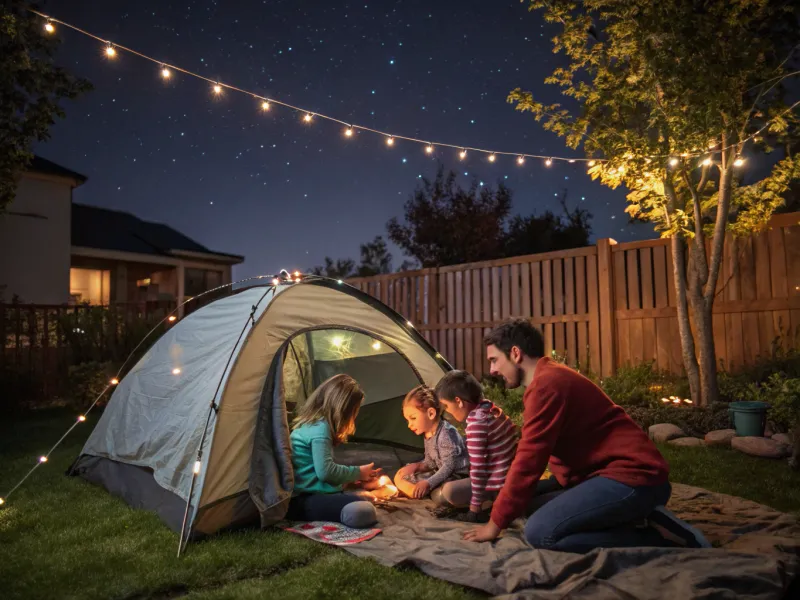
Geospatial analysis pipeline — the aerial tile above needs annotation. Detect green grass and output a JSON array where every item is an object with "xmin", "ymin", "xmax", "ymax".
[{"xmin": 1, "ymin": 409, "xmax": 799, "ymax": 599}]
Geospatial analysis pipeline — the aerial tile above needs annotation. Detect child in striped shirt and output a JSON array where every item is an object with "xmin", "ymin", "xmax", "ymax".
[{"xmin": 435, "ymin": 370, "xmax": 519, "ymax": 522}]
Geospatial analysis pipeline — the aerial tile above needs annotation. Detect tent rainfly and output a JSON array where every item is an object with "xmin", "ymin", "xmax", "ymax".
[{"xmin": 70, "ymin": 278, "xmax": 450, "ymax": 548}]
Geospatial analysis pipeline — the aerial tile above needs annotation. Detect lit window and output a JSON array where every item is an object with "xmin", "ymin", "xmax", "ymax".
[{"xmin": 70, "ymin": 268, "xmax": 111, "ymax": 305}]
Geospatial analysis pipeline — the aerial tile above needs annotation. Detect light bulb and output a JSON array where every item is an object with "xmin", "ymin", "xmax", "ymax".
[
  {"xmin": 213, "ymin": 84, "xmax": 222, "ymax": 94},
  {"xmin": 0, "ymin": 497, "xmax": 4, "ymax": 506},
  {"xmin": 294, "ymin": 271, "xmax": 300, "ymax": 277},
  {"xmin": 568, "ymin": 159, "xmax": 576, "ymax": 163},
  {"xmin": 303, "ymin": 113, "xmax": 313, "ymax": 122},
  {"xmin": 459, "ymin": 150, "xmax": 467, "ymax": 160},
  {"xmin": 435, "ymin": 353, "xmax": 443, "ymax": 359},
  {"xmin": 294, "ymin": 278, "xmax": 301, "ymax": 283},
  {"xmin": 407, "ymin": 321, "xmax": 414, "ymax": 328},
  {"xmin": 517, "ymin": 156, "xmax": 525, "ymax": 165},
  {"xmin": 425, "ymin": 144, "xmax": 434, "ymax": 154},
  {"xmin": 272, "ymin": 278, "xmax": 280, "ymax": 285},
  {"xmin": 172, "ymin": 368, "xmax": 181, "ymax": 375},
  {"xmin": 78, "ymin": 415, "xmax": 86, "ymax": 422},
  {"xmin": 372, "ymin": 341, "xmax": 382, "ymax": 350},
  {"xmin": 161, "ymin": 67, "xmax": 171, "ymax": 79},
  {"xmin": 45, "ymin": 21, "xmax": 55, "ymax": 33},
  {"xmin": 588, "ymin": 160, "xmax": 596, "ymax": 167},
  {"xmin": 168, "ymin": 315, "xmax": 177, "ymax": 322},
  {"xmin": 337, "ymin": 279, "xmax": 343, "ymax": 284},
  {"xmin": 110, "ymin": 378, "xmax": 119, "ymax": 385},
  {"xmin": 332, "ymin": 336, "xmax": 344, "ymax": 347},
  {"xmin": 106, "ymin": 44, "xmax": 116, "ymax": 58},
  {"xmin": 734, "ymin": 157, "xmax": 745, "ymax": 167},
  {"xmin": 702, "ymin": 157, "xmax": 712, "ymax": 166},
  {"xmin": 545, "ymin": 158, "xmax": 553, "ymax": 167},
  {"xmin": 668, "ymin": 157, "xmax": 679, "ymax": 167},
  {"xmin": 386, "ymin": 137, "xmax": 394, "ymax": 146},
  {"xmin": 488, "ymin": 154, "xmax": 496, "ymax": 163},
  {"xmin": 261, "ymin": 100, "xmax": 270, "ymax": 111},
  {"xmin": 193, "ymin": 461, "xmax": 201, "ymax": 474},
  {"xmin": 345, "ymin": 127, "xmax": 354, "ymax": 137},
  {"xmin": 39, "ymin": 456, "xmax": 48, "ymax": 463}
]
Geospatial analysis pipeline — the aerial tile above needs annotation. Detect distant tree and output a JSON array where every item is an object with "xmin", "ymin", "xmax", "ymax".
[
  {"xmin": 509, "ymin": 0, "xmax": 800, "ymax": 405},
  {"xmin": 386, "ymin": 167, "xmax": 513, "ymax": 267},
  {"xmin": 357, "ymin": 236, "xmax": 392, "ymax": 276},
  {"xmin": 311, "ymin": 257, "xmax": 356, "ymax": 279},
  {"xmin": 1, "ymin": 1, "xmax": 92, "ymax": 211},
  {"xmin": 397, "ymin": 259, "xmax": 420, "ymax": 272},
  {"xmin": 504, "ymin": 190, "xmax": 592, "ymax": 257}
]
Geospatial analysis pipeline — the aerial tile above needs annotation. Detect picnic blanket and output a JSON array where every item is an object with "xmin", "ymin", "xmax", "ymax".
[{"xmin": 339, "ymin": 484, "xmax": 800, "ymax": 599}]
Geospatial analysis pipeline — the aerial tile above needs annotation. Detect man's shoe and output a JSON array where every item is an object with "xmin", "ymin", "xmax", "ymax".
[{"xmin": 647, "ymin": 506, "xmax": 711, "ymax": 548}]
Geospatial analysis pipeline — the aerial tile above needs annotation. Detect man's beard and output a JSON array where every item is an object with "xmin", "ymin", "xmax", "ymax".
[{"xmin": 503, "ymin": 366, "xmax": 525, "ymax": 389}]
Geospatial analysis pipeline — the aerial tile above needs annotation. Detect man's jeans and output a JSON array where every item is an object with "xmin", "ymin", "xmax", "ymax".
[{"xmin": 524, "ymin": 476, "xmax": 671, "ymax": 553}]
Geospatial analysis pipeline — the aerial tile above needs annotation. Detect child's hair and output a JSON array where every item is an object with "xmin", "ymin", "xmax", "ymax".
[
  {"xmin": 292, "ymin": 374, "xmax": 364, "ymax": 444},
  {"xmin": 402, "ymin": 385, "xmax": 441, "ymax": 415},
  {"xmin": 434, "ymin": 370, "xmax": 483, "ymax": 406}
]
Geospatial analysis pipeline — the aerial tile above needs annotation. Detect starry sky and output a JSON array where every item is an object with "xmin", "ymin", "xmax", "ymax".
[{"xmin": 36, "ymin": 0, "xmax": 656, "ymax": 279}]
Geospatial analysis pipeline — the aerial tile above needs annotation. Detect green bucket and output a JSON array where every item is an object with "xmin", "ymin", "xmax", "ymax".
[{"xmin": 728, "ymin": 401, "xmax": 770, "ymax": 437}]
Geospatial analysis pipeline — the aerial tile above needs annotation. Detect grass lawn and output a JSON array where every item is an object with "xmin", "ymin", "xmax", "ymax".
[{"xmin": 1, "ymin": 409, "xmax": 799, "ymax": 600}]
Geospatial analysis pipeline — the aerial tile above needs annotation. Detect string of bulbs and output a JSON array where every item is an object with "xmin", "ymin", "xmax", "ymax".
[{"xmin": 31, "ymin": 10, "xmax": 796, "ymax": 170}]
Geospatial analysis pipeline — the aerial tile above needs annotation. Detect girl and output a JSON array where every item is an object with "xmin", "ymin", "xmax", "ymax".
[
  {"xmin": 288, "ymin": 374, "xmax": 381, "ymax": 528},
  {"xmin": 394, "ymin": 385, "xmax": 470, "ymax": 501}
]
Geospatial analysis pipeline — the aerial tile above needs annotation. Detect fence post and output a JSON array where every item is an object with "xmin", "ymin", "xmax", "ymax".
[{"xmin": 596, "ymin": 238, "xmax": 617, "ymax": 378}]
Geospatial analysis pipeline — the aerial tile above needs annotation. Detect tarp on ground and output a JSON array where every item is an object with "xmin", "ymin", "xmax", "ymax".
[{"xmin": 342, "ymin": 484, "xmax": 800, "ymax": 599}]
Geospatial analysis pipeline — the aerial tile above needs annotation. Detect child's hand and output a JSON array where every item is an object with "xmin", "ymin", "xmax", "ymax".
[
  {"xmin": 359, "ymin": 462, "xmax": 381, "ymax": 480},
  {"xmin": 412, "ymin": 480, "xmax": 430, "ymax": 499},
  {"xmin": 361, "ymin": 478, "xmax": 383, "ymax": 491}
]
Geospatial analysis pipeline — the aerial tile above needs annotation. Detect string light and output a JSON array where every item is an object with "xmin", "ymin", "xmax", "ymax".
[
  {"xmin": 702, "ymin": 157, "xmax": 712, "ymax": 166},
  {"xmin": 345, "ymin": 126, "xmax": 354, "ymax": 137},
  {"xmin": 372, "ymin": 341, "xmax": 382, "ymax": 350},
  {"xmin": 193, "ymin": 461, "xmax": 201, "ymax": 475},
  {"xmin": 39, "ymin": 456, "xmax": 48, "ymax": 463},
  {"xmin": 386, "ymin": 136, "xmax": 394, "ymax": 146},
  {"xmin": 669, "ymin": 157, "xmax": 679, "ymax": 167},
  {"xmin": 407, "ymin": 321, "xmax": 414, "ymax": 327},
  {"xmin": 734, "ymin": 156, "xmax": 745, "ymax": 167},
  {"xmin": 110, "ymin": 378, "xmax": 119, "ymax": 385},
  {"xmin": 261, "ymin": 100, "xmax": 270, "ymax": 111},
  {"xmin": 168, "ymin": 315, "xmax": 177, "ymax": 322},
  {"xmin": 517, "ymin": 156, "xmax": 525, "ymax": 165},
  {"xmin": 44, "ymin": 20, "xmax": 55, "ymax": 33},
  {"xmin": 78, "ymin": 415, "xmax": 86, "ymax": 422},
  {"xmin": 172, "ymin": 368, "xmax": 181, "ymax": 375},
  {"xmin": 488, "ymin": 153, "xmax": 496, "ymax": 163},
  {"xmin": 0, "ymin": 497, "xmax": 4, "ymax": 506},
  {"xmin": 459, "ymin": 149, "xmax": 467, "ymax": 160},
  {"xmin": 28, "ymin": 9, "xmax": 785, "ymax": 172},
  {"xmin": 272, "ymin": 278, "xmax": 280, "ymax": 285},
  {"xmin": 161, "ymin": 66, "xmax": 171, "ymax": 79}
]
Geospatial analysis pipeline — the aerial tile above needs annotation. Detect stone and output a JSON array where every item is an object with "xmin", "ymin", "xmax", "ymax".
[
  {"xmin": 731, "ymin": 436, "xmax": 792, "ymax": 459},
  {"xmin": 704, "ymin": 429, "xmax": 737, "ymax": 446},
  {"xmin": 649, "ymin": 423, "xmax": 686, "ymax": 443},
  {"xmin": 771, "ymin": 433, "xmax": 792, "ymax": 446},
  {"xmin": 764, "ymin": 427, "xmax": 775, "ymax": 438},
  {"xmin": 668, "ymin": 437, "xmax": 705, "ymax": 447}
]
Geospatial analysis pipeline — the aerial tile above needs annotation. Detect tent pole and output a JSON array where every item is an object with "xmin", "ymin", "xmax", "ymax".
[{"xmin": 176, "ymin": 467, "xmax": 200, "ymax": 557}]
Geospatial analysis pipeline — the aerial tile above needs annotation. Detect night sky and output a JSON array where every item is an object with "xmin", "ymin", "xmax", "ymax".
[{"xmin": 36, "ymin": 0, "xmax": 655, "ymax": 280}]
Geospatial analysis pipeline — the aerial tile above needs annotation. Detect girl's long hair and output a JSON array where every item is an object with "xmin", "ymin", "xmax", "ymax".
[
  {"xmin": 292, "ymin": 374, "xmax": 364, "ymax": 444},
  {"xmin": 402, "ymin": 385, "xmax": 441, "ymax": 416}
]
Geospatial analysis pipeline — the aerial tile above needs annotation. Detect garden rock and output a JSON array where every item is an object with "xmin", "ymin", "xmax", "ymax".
[
  {"xmin": 771, "ymin": 433, "xmax": 792, "ymax": 446},
  {"xmin": 731, "ymin": 436, "xmax": 792, "ymax": 459},
  {"xmin": 668, "ymin": 437, "xmax": 705, "ymax": 447},
  {"xmin": 705, "ymin": 429, "xmax": 737, "ymax": 446},
  {"xmin": 649, "ymin": 423, "xmax": 686, "ymax": 443}
]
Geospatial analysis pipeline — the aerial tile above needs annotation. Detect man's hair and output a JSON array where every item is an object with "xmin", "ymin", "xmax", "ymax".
[
  {"xmin": 484, "ymin": 318, "xmax": 545, "ymax": 359},
  {"xmin": 434, "ymin": 370, "xmax": 483, "ymax": 406}
]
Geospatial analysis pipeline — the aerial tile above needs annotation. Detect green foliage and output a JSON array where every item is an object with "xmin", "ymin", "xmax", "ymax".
[
  {"xmin": 312, "ymin": 236, "xmax": 394, "ymax": 278},
  {"xmin": 624, "ymin": 404, "xmax": 731, "ymax": 437},
  {"xmin": 600, "ymin": 362, "xmax": 689, "ymax": 407},
  {"xmin": 65, "ymin": 361, "xmax": 115, "ymax": 410},
  {"xmin": 744, "ymin": 373, "xmax": 800, "ymax": 432},
  {"xmin": 1, "ymin": 0, "xmax": 92, "ymax": 211}
]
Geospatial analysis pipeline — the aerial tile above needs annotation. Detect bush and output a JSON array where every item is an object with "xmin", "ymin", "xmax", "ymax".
[
  {"xmin": 744, "ymin": 373, "xmax": 800, "ymax": 433},
  {"xmin": 483, "ymin": 382, "xmax": 524, "ymax": 425},
  {"xmin": 0, "ymin": 364, "xmax": 38, "ymax": 413},
  {"xmin": 623, "ymin": 404, "xmax": 731, "ymax": 437},
  {"xmin": 599, "ymin": 362, "xmax": 689, "ymax": 407},
  {"xmin": 66, "ymin": 361, "xmax": 116, "ymax": 410}
]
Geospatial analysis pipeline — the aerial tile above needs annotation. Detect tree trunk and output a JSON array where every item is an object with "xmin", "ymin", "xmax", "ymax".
[
  {"xmin": 671, "ymin": 235, "xmax": 701, "ymax": 403},
  {"xmin": 693, "ymin": 296, "xmax": 719, "ymax": 406}
]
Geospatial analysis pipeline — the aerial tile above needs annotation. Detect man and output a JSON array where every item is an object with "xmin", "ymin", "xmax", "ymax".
[{"xmin": 463, "ymin": 318, "xmax": 709, "ymax": 552}]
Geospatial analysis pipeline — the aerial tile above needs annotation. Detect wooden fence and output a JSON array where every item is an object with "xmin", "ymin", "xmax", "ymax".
[{"xmin": 347, "ymin": 212, "xmax": 800, "ymax": 378}]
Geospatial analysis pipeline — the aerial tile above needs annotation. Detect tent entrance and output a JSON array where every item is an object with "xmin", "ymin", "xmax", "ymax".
[{"xmin": 281, "ymin": 327, "xmax": 424, "ymax": 450}]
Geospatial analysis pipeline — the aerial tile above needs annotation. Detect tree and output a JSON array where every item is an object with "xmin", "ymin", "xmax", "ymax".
[
  {"xmin": 509, "ymin": 0, "xmax": 800, "ymax": 406},
  {"xmin": 504, "ymin": 189, "xmax": 592, "ymax": 257},
  {"xmin": 311, "ymin": 257, "xmax": 356, "ymax": 279},
  {"xmin": 1, "ymin": 1, "xmax": 92, "ymax": 211},
  {"xmin": 356, "ymin": 236, "xmax": 392, "ymax": 276},
  {"xmin": 387, "ymin": 167, "xmax": 512, "ymax": 267}
]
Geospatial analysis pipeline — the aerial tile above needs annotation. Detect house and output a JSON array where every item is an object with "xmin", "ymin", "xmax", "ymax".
[{"xmin": 0, "ymin": 156, "xmax": 244, "ymax": 307}]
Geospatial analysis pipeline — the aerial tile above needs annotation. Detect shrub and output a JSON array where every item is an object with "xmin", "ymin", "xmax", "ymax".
[
  {"xmin": 483, "ymin": 382, "xmax": 524, "ymax": 426},
  {"xmin": 623, "ymin": 404, "xmax": 731, "ymax": 437},
  {"xmin": 66, "ymin": 361, "xmax": 116, "ymax": 410},
  {"xmin": 599, "ymin": 362, "xmax": 688, "ymax": 407}
]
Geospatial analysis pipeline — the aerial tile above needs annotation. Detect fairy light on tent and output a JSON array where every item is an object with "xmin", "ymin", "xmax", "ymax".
[
  {"xmin": 39, "ymin": 456, "xmax": 48, "ymax": 463},
  {"xmin": 272, "ymin": 278, "xmax": 280, "ymax": 285},
  {"xmin": 193, "ymin": 461, "xmax": 201, "ymax": 475},
  {"xmin": 168, "ymin": 315, "xmax": 177, "ymax": 322},
  {"xmin": 78, "ymin": 415, "xmax": 86, "ymax": 422},
  {"xmin": 111, "ymin": 378, "xmax": 119, "ymax": 385},
  {"xmin": 172, "ymin": 368, "xmax": 181, "ymax": 375}
]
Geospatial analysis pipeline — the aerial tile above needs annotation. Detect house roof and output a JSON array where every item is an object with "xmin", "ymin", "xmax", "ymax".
[
  {"xmin": 28, "ymin": 156, "xmax": 87, "ymax": 186},
  {"xmin": 72, "ymin": 203, "xmax": 244, "ymax": 264}
]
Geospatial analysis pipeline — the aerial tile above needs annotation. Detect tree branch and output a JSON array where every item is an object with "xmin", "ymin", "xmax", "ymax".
[{"xmin": 704, "ymin": 141, "xmax": 735, "ymax": 303}]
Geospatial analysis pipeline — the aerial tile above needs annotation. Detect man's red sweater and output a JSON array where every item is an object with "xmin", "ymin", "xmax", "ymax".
[{"xmin": 490, "ymin": 358, "xmax": 669, "ymax": 530}]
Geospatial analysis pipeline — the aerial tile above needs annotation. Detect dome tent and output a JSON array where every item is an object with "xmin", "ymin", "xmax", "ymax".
[{"xmin": 70, "ymin": 277, "xmax": 450, "ymax": 550}]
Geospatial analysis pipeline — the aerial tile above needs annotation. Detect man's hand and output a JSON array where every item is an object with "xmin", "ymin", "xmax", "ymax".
[
  {"xmin": 462, "ymin": 520, "xmax": 501, "ymax": 543},
  {"xmin": 412, "ymin": 480, "xmax": 430, "ymax": 499}
]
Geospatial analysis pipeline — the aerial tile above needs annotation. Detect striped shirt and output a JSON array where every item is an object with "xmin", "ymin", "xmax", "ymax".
[{"xmin": 465, "ymin": 400, "xmax": 519, "ymax": 510}]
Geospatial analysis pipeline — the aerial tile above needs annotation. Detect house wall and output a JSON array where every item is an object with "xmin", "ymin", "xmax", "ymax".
[{"xmin": 0, "ymin": 174, "xmax": 72, "ymax": 304}]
